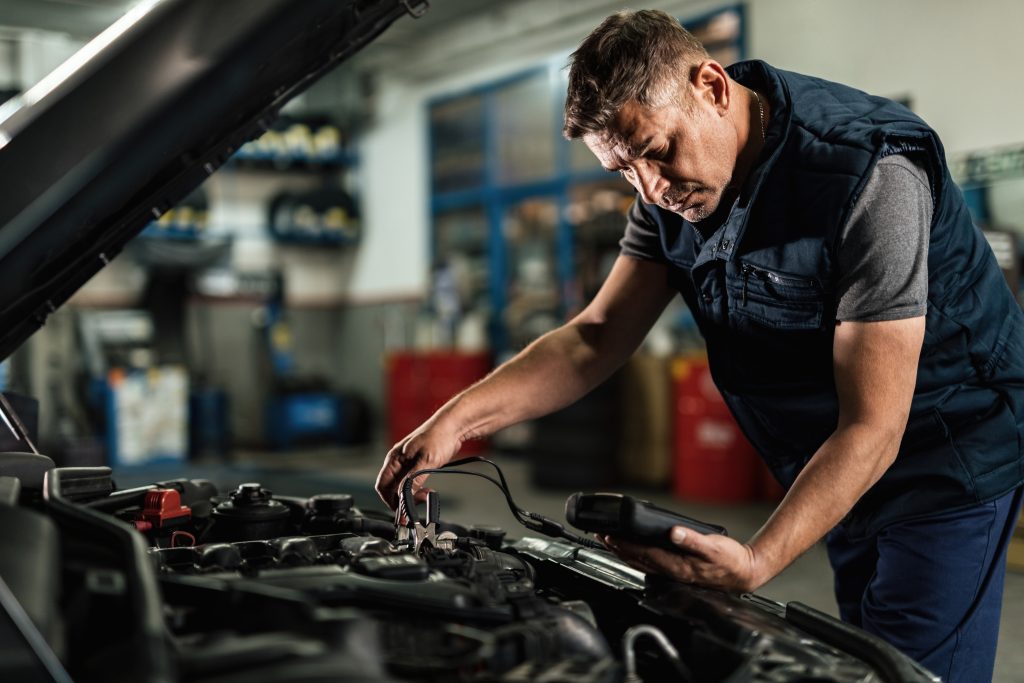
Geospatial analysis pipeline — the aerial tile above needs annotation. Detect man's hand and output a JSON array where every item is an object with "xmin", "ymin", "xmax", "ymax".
[
  {"xmin": 603, "ymin": 527, "xmax": 764, "ymax": 593},
  {"xmin": 375, "ymin": 413, "xmax": 464, "ymax": 511}
]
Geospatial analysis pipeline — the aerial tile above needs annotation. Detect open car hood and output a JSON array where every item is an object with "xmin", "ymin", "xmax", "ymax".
[{"xmin": 0, "ymin": 0, "xmax": 422, "ymax": 361}]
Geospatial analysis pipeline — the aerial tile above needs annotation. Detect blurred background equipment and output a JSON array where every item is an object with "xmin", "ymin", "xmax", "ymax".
[
  {"xmin": 257, "ymin": 272, "xmax": 371, "ymax": 450},
  {"xmin": 77, "ymin": 309, "xmax": 189, "ymax": 467}
]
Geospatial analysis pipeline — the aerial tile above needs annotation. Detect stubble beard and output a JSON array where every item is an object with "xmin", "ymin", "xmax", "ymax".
[
  {"xmin": 692, "ymin": 170, "xmax": 747, "ymax": 223},
  {"xmin": 681, "ymin": 186, "xmax": 725, "ymax": 223}
]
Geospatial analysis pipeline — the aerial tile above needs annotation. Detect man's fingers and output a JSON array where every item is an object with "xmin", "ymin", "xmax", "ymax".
[
  {"xmin": 669, "ymin": 526, "xmax": 714, "ymax": 560},
  {"xmin": 603, "ymin": 531, "xmax": 755, "ymax": 592},
  {"xmin": 374, "ymin": 464, "xmax": 398, "ymax": 510},
  {"xmin": 375, "ymin": 442, "xmax": 419, "ymax": 510},
  {"xmin": 621, "ymin": 548, "xmax": 683, "ymax": 579},
  {"xmin": 374, "ymin": 460, "xmax": 404, "ymax": 508},
  {"xmin": 605, "ymin": 536, "xmax": 669, "ymax": 564},
  {"xmin": 412, "ymin": 484, "xmax": 433, "ymax": 504},
  {"xmin": 375, "ymin": 426, "xmax": 459, "ymax": 513},
  {"xmin": 602, "ymin": 537, "xmax": 652, "ymax": 570},
  {"xmin": 603, "ymin": 535, "xmax": 701, "ymax": 581},
  {"xmin": 382, "ymin": 449, "xmax": 434, "ymax": 511}
]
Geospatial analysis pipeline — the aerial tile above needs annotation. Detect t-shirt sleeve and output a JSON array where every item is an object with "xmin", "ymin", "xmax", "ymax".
[
  {"xmin": 835, "ymin": 154, "xmax": 932, "ymax": 322},
  {"xmin": 619, "ymin": 197, "xmax": 668, "ymax": 264}
]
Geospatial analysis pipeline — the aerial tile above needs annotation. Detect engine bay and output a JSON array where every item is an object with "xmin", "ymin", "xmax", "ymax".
[{"xmin": 0, "ymin": 456, "xmax": 937, "ymax": 683}]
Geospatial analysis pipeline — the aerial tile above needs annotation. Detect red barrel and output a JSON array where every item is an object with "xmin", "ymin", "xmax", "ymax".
[
  {"xmin": 386, "ymin": 351, "xmax": 492, "ymax": 454},
  {"xmin": 671, "ymin": 355, "xmax": 761, "ymax": 502}
]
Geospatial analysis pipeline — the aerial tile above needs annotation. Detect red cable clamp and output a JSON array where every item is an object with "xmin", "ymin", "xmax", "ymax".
[{"xmin": 135, "ymin": 489, "xmax": 192, "ymax": 529}]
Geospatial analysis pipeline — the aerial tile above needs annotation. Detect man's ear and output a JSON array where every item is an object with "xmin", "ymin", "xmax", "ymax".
[{"xmin": 691, "ymin": 60, "xmax": 730, "ymax": 114}]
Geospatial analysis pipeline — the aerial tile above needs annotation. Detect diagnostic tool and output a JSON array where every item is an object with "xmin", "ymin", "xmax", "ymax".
[{"xmin": 565, "ymin": 492, "xmax": 728, "ymax": 550}]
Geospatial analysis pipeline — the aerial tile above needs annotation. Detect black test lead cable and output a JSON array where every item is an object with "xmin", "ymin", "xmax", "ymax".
[{"xmin": 399, "ymin": 456, "xmax": 605, "ymax": 550}]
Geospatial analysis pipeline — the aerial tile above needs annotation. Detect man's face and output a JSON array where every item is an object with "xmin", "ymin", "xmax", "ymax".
[{"xmin": 583, "ymin": 94, "xmax": 738, "ymax": 223}]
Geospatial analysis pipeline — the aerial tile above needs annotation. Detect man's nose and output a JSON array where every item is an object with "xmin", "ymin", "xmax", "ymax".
[{"xmin": 634, "ymin": 164, "xmax": 667, "ymax": 206}]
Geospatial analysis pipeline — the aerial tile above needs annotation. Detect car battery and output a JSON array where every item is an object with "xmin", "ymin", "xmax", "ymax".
[
  {"xmin": 386, "ymin": 351, "xmax": 492, "ymax": 454},
  {"xmin": 671, "ymin": 355, "xmax": 760, "ymax": 502}
]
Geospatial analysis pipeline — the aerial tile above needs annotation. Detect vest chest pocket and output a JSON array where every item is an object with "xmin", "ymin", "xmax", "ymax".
[{"xmin": 727, "ymin": 263, "xmax": 825, "ymax": 330}]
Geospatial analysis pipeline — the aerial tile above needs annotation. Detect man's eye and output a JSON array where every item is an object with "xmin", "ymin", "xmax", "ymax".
[{"xmin": 619, "ymin": 168, "xmax": 635, "ymax": 178}]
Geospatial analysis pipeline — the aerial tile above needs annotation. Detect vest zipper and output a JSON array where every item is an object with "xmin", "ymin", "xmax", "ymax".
[{"xmin": 741, "ymin": 263, "xmax": 819, "ymax": 290}]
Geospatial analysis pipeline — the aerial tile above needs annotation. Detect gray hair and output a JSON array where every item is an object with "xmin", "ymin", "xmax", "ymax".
[{"xmin": 563, "ymin": 9, "xmax": 709, "ymax": 139}]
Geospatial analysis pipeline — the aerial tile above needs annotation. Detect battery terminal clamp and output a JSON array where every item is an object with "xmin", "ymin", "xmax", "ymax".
[
  {"xmin": 397, "ymin": 457, "xmax": 605, "ymax": 550},
  {"xmin": 131, "ymin": 488, "xmax": 192, "ymax": 533}
]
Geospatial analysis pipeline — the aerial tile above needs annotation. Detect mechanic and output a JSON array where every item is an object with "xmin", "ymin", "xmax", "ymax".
[{"xmin": 376, "ymin": 10, "xmax": 1024, "ymax": 681}]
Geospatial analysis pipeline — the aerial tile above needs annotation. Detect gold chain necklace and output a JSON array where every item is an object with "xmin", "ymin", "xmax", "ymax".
[{"xmin": 754, "ymin": 90, "xmax": 766, "ymax": 141}]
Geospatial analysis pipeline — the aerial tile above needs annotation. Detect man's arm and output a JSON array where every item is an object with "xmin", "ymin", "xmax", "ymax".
[
  {"xmin": 604, "ymin": 316, "xmax": 925, "ymax": 592},
  {"xmin": 375, "ymin": 254, "xmax": 676, "ymax": 509}
]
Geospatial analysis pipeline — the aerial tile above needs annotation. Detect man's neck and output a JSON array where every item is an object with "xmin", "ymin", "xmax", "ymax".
[{"xmin": 727, "ymin": 82, "xmax": 771, "ymax": 202}]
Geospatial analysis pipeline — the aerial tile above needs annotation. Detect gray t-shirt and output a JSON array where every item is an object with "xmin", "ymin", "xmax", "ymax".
[{"xmin": 620, "ymin": 154, "xmax": 932, "ymax": 322}]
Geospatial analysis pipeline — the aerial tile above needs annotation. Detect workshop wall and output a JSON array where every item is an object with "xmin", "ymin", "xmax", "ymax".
[{"xmin": 748, "ymin": 0, "xmax": 1024, "ymax": 156}]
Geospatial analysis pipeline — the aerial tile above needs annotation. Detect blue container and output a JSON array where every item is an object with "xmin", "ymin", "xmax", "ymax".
[
  {"xmin": 190, "ymin": 388, "xmax": 231, "ymax": 459},
  {"xmin": 266, "ymin": 392, "xmax": 342, "ymax": 450}
]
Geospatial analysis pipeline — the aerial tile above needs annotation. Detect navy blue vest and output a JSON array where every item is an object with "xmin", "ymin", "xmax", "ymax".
[{"xmin": 645, "ymin": 61, "xmax": 1024, "ymax": 537}]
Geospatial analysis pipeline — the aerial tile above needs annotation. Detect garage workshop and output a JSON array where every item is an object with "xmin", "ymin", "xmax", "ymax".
[{"xmin": 0, "ymin": 1, "xmax": 1022, "ymax": 682}]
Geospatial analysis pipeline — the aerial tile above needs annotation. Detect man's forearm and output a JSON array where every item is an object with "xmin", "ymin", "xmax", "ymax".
[
  {"xmin": 597, "ymin": 421, "xmax": 905, "ymax": 593},
  {"xmin": 746, "ymin": 422, "xmax": 902, "ymax": 586},
  {"xmin": 439, "ymin": 319, "xmax": 627, "ymax": 443},
  {"xmin": 425, "ymin": 255, "xmax": 676, "ymax": 448}
]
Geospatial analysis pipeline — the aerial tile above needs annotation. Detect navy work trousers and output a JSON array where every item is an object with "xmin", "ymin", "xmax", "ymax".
[{"xmin": 826, "ymin": 487, "xmax": 1022, "ymax": 683}]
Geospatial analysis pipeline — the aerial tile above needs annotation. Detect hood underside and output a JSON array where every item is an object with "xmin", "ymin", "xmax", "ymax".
[{"xmin": 0, "ymin": 0, "xmax": 421, "ymax": 361}]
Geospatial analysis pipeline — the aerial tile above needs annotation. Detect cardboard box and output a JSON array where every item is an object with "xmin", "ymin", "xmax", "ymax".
[{"xmin": 618, "ymin": 354, "xmax": 671, "ymax": 487}]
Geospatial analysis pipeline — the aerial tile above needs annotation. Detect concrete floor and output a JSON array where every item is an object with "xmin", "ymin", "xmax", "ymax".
[{"xmin": 135, "ymin": 446, "xmax": 1024, "ymax": 682}]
